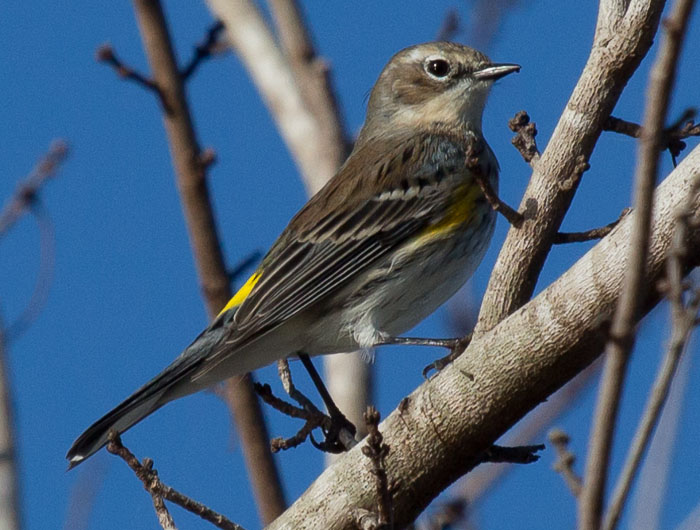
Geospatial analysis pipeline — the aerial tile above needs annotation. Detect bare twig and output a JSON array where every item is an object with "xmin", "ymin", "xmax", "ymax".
[
  {"xmin": 129, "ymin": 0, "xmax": 285, "ymax": 521},
  {"xmin": 604, "ymin": 111, "xmax": 700, "ymax": 164},
  {"xmin": 508, "ymin": 111, "xmax": 540, "ymax": 166},
  {"xmin": 0, "ymin": 140, "xmax": 68, "ymax": 236},
  {"xmin": 254, "ymin": 359, "xmax": 356, "ymax": 453},
  {"xmin": 478, "ymin": 444, "xmax": 544, "ymax": 464},
  {"xmin": 253, "ymin": 382, "xmax": 328, "ymax": 452},
  {"xmin": 96, "ymin": 45, "xmax": 165, "ymax": 106},
  {"xmin": 554, "ymin": 208, "xmax": 631, "ymax": 244},
  {"xmin": 467, "ymin": 140, "xmax": 524, "ymax": 227},
  {"xmin": 4, "ymin": 202, "xmax": 55, "ymax": 341},
  {"xmin": 458, "ymin": 359, "xmax": 600, "ymax": 503},
  {"xmin": 474, "ymin": 171, "xmax": 524, "ymax": 227},
  {"xmin": 549, "ymin": 429, "xmax": 582, "ymax": 497},
  {"xmin": 362, "ymin": 407, "xmax": 392, "ymax": 528},
  {"xmin": 106, "ymin": 432, "xmax": 244, "ymax": 530},
  {"xmin": 180, "ymin": 21, "xmax": 226, "ymax": 80},
  {"xmin": 579, "ymin": 1, "xmax": 697, "ymax": 528},
  {"xmin": 602, "ymin": 176, "xmax": 700, "ymax": 530}
]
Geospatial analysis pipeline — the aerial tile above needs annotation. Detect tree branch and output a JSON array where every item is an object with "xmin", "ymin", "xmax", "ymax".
[
  {"xmin": 602, "ymin": 176, "xmax": 700, "ymax": 530},
  {"xmin": 266, "ymin": 145, "xmax": 700, "ymax": 530},
  {"xmin": 474, "ymin": 0, "xmax": 667, "ymax": 337},
  {"xmin": 180, "ymin": 21, "xmax": 226, "ymax": 80},
  {"xmin": 106, "ymin": 432, "xmax": 245, "ymax": 530},
  {"xmin": 579, "ymin": 1, "xmax": 696, "ymax": 527},
  {"xmin": 549, "ymin": 429, "xmax": 582, "ymax": 497},
  {"xmin": 129, "ymin": 0, "xmax": 285, "ymax": 521}
]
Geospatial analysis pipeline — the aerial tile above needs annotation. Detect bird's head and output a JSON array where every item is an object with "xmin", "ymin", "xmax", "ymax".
[{"xmin": 359, "ymin": 42, "xmax": 519, "ymax": 142}]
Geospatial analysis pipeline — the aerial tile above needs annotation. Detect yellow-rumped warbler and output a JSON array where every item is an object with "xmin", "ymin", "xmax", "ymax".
[{"xmin": 67, "ymin": 42, "xmax": 518, "ymax": 466}]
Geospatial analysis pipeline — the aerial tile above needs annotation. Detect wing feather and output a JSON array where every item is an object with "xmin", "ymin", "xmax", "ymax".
[{"xmin": 219, "ymin": 130, "xmax": 473, "ymax": 350}]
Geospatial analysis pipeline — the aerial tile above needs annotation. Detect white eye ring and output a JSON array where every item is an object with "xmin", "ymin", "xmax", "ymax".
[{"xmin": 424, "ymin": 56, "xmax": 451, "ymax": 79}]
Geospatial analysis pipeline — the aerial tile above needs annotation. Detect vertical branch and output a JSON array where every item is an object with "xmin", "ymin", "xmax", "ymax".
[
  {"xmin": 601, "ymin": 175, "xmax": 700, "ymax": 530},
  {"xmin": 130, "ymin": 0, "xmax": 285, "ymax": 522},
  {"xmin": 578, "ymin": 1, "xmax": 696, "ymax": 528},
  {"xmin": 263, "ymin": 1, "xmax": 369, "ymax": 456},
  {"xmin": 0, "ymin": 326, "xmax": 21, "ymax": 530},
  {"xmin": 0, "ymin": 141, "xmax": 67, "ymax": 530}
]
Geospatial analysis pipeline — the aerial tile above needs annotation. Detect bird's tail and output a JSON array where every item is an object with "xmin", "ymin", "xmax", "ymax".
[{"xmin": 66, "ymin": 349, "xmax": 207, "ymax": 469}]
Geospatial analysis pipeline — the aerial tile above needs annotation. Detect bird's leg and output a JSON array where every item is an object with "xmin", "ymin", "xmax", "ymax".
[
  {"xmin": 378, "ymin": 334, "xmax": 473, "ymax": 378},
  {"xmin": 298, "ymin": 353, "xmax": 357, "ymax": 453}
]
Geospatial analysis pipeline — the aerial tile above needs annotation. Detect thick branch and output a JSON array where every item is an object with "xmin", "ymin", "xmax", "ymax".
[
  {"xmin": 130, "ymin": 0, "xmax": 285, "ymax": 521},
  {"xmin": 266, "ymin": 145, "xmax": 700, "ymax": 530},
  {"xmin": 474, "ymin": 0, "xmax": 667, "ymax": 336}
]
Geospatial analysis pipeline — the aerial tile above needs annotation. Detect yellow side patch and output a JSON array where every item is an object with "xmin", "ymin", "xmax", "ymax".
[
  {"xmin": 217, "ymin": 271, "xmax": 261, "ymax": 318},
  {"xmin": 419, "ymin": 182, "xmax": 480, "ymax": 240}
]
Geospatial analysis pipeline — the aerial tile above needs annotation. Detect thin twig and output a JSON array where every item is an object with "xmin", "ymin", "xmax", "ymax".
[
  {"xmin": 4, "ymin": 202, "xmax": 55, "ymax": 341},
  {"xmin": 604, "ymin": 111, "xmax": 700, "ymax": 164},
  {"xmin": 467, "ymin": 140, "xmax": 524, "ymax": 227},
  {"xmin": 180, "ymin": 21, "xmax": 227, "ymax": 80},
  {"xmin": 96, "ymin": 45, "xmax": 166, "ymax": 107},
  {"xmin": 554, "ymin": 208, "xmax": 631, "ymax": 244},
  {"xmin": 474, "ymin": 172, "xmax": 524, "ymax": 227},
  {"xmin": 129, "ymin": 0, "xmax": 286, "ymax": 521},
  {"xmin": 602, "ymin": 176, "xmax": 700, "ymax": 530},
  {"xmin": 508, "ymin": 111, "xmax": 540, "ymax": 166},
  {"xmin": 549, "ymin": 429, "xmax": 582, "ymax": 497},
  {"xmin": 0, "ymin": 140, "xmax": 68, "ymax": 236},
  {"xmin": 106, "ymin": 432, "xmax": 244, "ymax": 530},
  {"xmin": 579, "ymin": 1, "xmax": 697, "ymax": 528},
  {"xmin": 478, "ymin": 444, "xmax": 544, "ymax": 464}
]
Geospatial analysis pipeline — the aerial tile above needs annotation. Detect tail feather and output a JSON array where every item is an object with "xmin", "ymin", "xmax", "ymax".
[{"xmin": 66, "ymin": 354, "xmax": 204, "ymax": 469}]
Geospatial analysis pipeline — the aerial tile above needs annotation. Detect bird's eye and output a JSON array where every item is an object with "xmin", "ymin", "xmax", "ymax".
[{"xmin": 425, "ymin": 59, "xmax": 451, "ymax": 78}]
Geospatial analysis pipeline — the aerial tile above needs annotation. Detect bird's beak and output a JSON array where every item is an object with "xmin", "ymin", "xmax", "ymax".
[{"xmin": 473, "ymin": 63, "xmax": 521, "ymax": 81}]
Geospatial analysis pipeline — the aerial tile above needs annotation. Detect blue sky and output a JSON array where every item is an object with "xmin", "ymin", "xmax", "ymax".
[{"xmin": 2, "ymin": 2, "xmax": 700, "ymax": 529}]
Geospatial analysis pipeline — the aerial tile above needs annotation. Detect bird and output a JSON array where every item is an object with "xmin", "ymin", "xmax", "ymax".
[{"xmin": 67, "ymin": 41, "xmax": 519, "ymax": 467}]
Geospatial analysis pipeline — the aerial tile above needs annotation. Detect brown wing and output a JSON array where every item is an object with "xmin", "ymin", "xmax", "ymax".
[{"xmin": 220, "ymin": 129, "xmax": 473, "ymax": 349}]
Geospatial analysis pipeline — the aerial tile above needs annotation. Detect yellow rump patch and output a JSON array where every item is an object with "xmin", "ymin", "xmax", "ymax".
[{"xmin": 217, "ymin": 271, "xmax": 261, "ymax": 318}]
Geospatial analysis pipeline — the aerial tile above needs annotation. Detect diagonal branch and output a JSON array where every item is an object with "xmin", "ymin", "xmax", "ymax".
[
  {"xmin": 106, "ymin": 432, "xmax": 245, "ymax": 530},
  {"xmin": 266, "ymin": 144, "xmax": 700, "ymax": 530}
]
